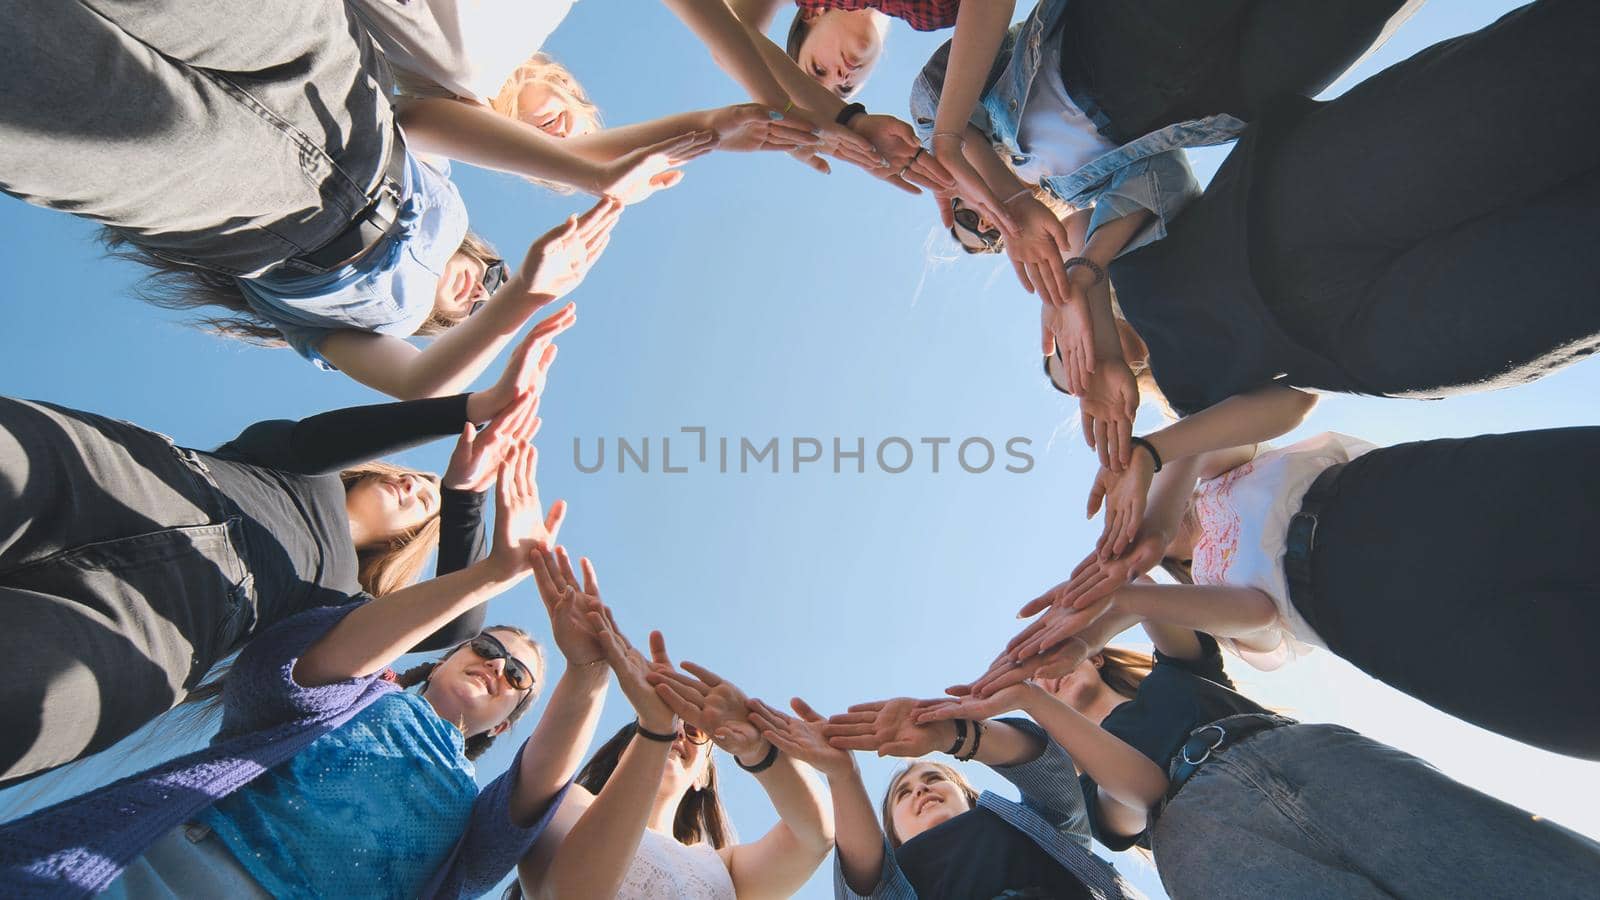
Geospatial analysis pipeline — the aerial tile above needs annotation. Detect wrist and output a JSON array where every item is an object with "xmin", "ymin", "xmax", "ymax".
[
  {"xmin": 928, "ymin": 720, "xmax": 959, "ymax": 755},
  {"xmin": 636, "ymin": 712, "xmax": 678, "ymax": 737},
  {"xmin": 735, "ymin": 739, "xmax": 775, "ymax": 768},
  {"xmin": 563, "ymin": 657, "xmax": 610, "ymax": 688}
]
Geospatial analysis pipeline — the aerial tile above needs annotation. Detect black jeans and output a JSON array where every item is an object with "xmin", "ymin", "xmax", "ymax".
[
  {"xmin": 0, "ymin": 0, "xmax": 392, "ymax": 277},
  {"xmin": 0, "ymin": 399, "xmax": 255, "ymax": 787},
  {"xmin": 1297, "ymin": 427, "xmax": 1600, "ymax": 760},
  {"xmin": 1062, "ymin": 0, "xmax": 1423, "ymax": 142},
  {"xmin": 1257, "ymin": 0, "xmax": 1600, "ymax": 398}
]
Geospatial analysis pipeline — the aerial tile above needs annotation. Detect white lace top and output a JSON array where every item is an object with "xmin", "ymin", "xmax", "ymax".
[
  {"xmin": 617, "ymin": 829, "xmax": 736, "ymax": 900},
  {"xmin": 1190, "ymin": 432, "xmax": 1376, "ymax": 670}
]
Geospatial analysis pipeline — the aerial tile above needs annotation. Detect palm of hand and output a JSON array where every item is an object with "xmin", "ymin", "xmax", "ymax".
[
  {"xmin": 525, "ymin": 235, "xmax": 588, "ymax": 298},
  {"xmin": 1081, "ymin": 362, "xmax": 1137, "ymax": 417},
  {"xmin": 873, "ymin": 699, "xmax": 937, "ymax": 754},
  {"xmin": 700, "ymin": 684, "xmax": 762, "ymax": 755},
  {"xmin": 551, "ymin": 588, "xmax": 605, "ymax": 665}
]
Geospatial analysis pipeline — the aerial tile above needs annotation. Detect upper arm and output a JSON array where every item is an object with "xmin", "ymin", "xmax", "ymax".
[
  {"xmin": 516, "ymin": 785, "xmax": 595, "ymax": 900},
  {"xmin": 722, "ymin": 824, "xmax": 831, "ymax": 900},
  {"xmin": 1142, "ymin": 621, "xmax": 1204, "ymax": 662},
  {"xmin": 1194, "ymin": 444, "xmax": 1258, "ymax": 481},
  {"xmin": 727, "ymin": 0, "xmax": 787, "ymax": 30},
  {"xmin": 1094, "ymin": 785, "xmax": 1150, "ymax": 842},
  {"xmin": 316, "ymin": 330, "xmax": 426, "ymax": 400}
]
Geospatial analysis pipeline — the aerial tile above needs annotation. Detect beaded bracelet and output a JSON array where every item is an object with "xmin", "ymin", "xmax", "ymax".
[
  {"xmin": 1062, "ymin": 256, "xmax": 1107, "ymax": 286},
  {"xmin": 958, "ymin": 720, "xmax": 984, "ymax": 761}
]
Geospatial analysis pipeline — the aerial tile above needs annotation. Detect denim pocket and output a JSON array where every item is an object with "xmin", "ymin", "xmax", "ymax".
[{"xmin": 3, "ymin": 518, "xmax": 258, "ymax": 690}]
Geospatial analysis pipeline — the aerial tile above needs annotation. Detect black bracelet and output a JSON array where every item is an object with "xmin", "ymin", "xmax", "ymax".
[
  {"xmin": 959, "ymin": 720, "xmax": 984, "ymax": 761},
  {"xmin": 946, "ymin": 718, "xmax": 969, "ymax": 757},
  {"xmin": 1062, "ymin": 256, "xmax": 1107, "ymax": 287},
  {"xmin": 1129, "ymin": 435, "xmax": 1164, "ymax": 472},
  {"xmin": 737, "ymin": 743, "xmax": 781, "ymax": 774},
  {"xmin": 835, "ymin": 102, "xmax": 867, "ymax": 126},
  {"xmin": 634, "ymin": 720, "xmax": 678, "ymax": 743}
]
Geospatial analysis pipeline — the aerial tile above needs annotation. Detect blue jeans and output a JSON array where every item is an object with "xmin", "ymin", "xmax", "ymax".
[
  {"xmin": 0, "ymin": 399, "xmax": 256, "ymax": 787},
  {"xmin": 1151, "ymin": 724, "xmax": 1600, "ymax": 898},
  {"xmin": 0, "ymin": 0, "xmax": 393, "ymax": 277}
]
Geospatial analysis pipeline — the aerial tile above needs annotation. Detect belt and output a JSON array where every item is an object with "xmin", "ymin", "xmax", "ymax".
[
  {"xmin": 1282, "ymin": 461, "xmax": 1346, "ymax": 611},
  {"xmin": 1166, "ymin": 713, "xmax": 1297, "ymax": 798},
  {"xmin": 286, "ymin": 128, "xmax": 409, "ymax": 272}
]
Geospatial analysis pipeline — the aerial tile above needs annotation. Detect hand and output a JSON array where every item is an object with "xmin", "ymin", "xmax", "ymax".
[
  {"xmin": 484, "ymin": 443, "xmax": 567, "ymax": 582},
  {"xmin": 851, "ymin": 114, "xmax": 955, "ymax": 194},
  {"xmin": 1017, "ymin": 530, "xmax": 1169, "ymax": 617},
  {"xmin": 598, "ymin": 131, "xmax": 718, "ymax": 204},
  {"xmin": 1005, "ymin": 594, "xmax": 1116, "ymax": 662},
  {"xmin": 748, "ymin": 697, "xmax": 856, "ymax": 780},
  {"xmin": 1076, "ymin": 358, "xmax": 1140, "ymax": 471},
  {"xmin": 443, "ymin": 390, "xmax": 541, "ymax": 491},
  {"xmin": 955, "ymin": 601, "xmax": 1138, "ymax": 698},
  {"xmin": 822, "ymin": 698, "xmax": 952, "ymax": 758},
  {"xmin": 1087, "ymin": 450, "xmax": 1156, "ymax": 556},
  {"xmin": 930, "ymin": 134, "xmax": 1017, "ymax": 234},
  {"xmin": 1042, "ymin": 303, "xmax": 1096, "ymax": 398},
  {"xmin": 1007, "ymin": 194, "xmax": 1077, "ymax": 311},
  {"xmin": 705, "ymin": 104, "xmax": 822, "ymax": 154},
  {"xmin": 530, "ymin": 545, "xmax": 607, "ymax": 667},
  {"xmin": 588, "ymin": 613, "xmax": 677, "ymax": 733},
  {"xmin": 464, "ymin": 302, "xmax": 575, "ymax": 422},
  {"xmin": 914, "ymin": 682, "xmax": 1041, "ymax": 726},
  {"xmin": 521, "ymin": 197, "xmax": 622, "ymax": 301},
  {"xmin": 646, "ymin": 638, "xmax": 767, "ymax": 762}
]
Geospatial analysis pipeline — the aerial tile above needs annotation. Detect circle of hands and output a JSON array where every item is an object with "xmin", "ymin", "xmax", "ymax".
[{"xmin": 459, "ymin": 104, "xmax": 1173, "ymax": 776}]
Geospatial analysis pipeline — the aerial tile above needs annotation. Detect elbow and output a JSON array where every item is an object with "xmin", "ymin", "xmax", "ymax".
[{"xmin": 1286, "ymin": 389, "xmax": 1318, "ymax": 426}]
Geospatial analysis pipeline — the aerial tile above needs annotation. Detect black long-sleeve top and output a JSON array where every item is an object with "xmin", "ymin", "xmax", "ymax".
[{"xmin": 198, "ymin": 394, "xmax": 487, "ymax": 652}]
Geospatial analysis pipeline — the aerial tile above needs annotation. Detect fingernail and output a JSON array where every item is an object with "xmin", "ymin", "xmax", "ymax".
[{"xmin": 767, "ymin": 110, "xmax": 783, "ymax": 120}]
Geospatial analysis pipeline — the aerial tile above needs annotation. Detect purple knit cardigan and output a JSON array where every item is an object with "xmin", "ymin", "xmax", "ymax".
[{"xmin": 0, "ymin": 603, "xmax": 568, "ymax": 899}]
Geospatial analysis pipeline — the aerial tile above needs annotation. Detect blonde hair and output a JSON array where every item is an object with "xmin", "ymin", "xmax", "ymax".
[
  {"xmin": 489, "ymin": 53, "xmax": 601, "ymax": 193},
  {"xmin": 339, "ymin": 461, "xmax": 445, "ymax": 597},
  {"xmin": 101, "ymin": 229, "xmax": 498, "ymax": 346},
  {"xmin": 880, "ymin": 760, "xmax": 981, "ymax": 848}
]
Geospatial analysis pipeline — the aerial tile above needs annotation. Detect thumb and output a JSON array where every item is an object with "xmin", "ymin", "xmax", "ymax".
[{"xmin": 1086, "ymin": 477, "xmax": 1107, "ymax": 519}]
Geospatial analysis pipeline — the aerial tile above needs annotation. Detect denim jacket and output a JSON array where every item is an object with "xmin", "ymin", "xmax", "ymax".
[
  {"xmin": 908, "ymin": 0, "xmax": 1245, "ymax": 255},
  {"xmin": 832, "ymin": 719, "xmax": 1137, "ymax": 900}
]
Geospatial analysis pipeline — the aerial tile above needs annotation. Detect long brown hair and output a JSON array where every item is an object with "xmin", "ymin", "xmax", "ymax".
[
  {"xmin": 394, "ymin": 624, "xmax": 543, "ymax": 760},
  {"xmin": 99, "ymin": 228, "xmax": 498, "ymax": 344},
  {"xmin": 880, "ymin": 760, "xmax": 981, "ymax": 848},
  {"xmin": 577, "ymin": 722, "xmax": 735, "ymax": 849},
  {"xmin": 1097, "ymin": 646, "xmax": 1157, "ymax": 700},
  {"xmin": 339, "ymin": 461, "xmax": 446, "ymax": 598}
]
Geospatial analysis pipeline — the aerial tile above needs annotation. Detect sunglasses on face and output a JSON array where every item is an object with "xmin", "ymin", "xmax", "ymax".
[
  {"xmin": 680, "ymin": 722, "xmax": 712, "ymax": 745},
  {"xmin": 468, "ymin": 631, "xmax": 535, "ymax": 693},
  {"xmin": 467, "ymin": 258, "xmax": 509, "ymax": 316},
  {"xmin": 949, "ymin": 199, "xmax": 1003, "ymax": 254}
]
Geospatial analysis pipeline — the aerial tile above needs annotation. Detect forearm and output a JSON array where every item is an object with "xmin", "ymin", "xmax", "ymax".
[
  {"xmin": 931, "ymin": 1, "xmax": 1016, "ymax": 139},
  {"xmin": 748, "ymin": 752, "xmax": 833, "ymax": 854},
  {"xmin": 968, "ymin": 718, "xmax": 1046, "ymax": 768},
  {"xmin": 1146, "ymin": 384, "xmax": 1318, "ymax": 465},
  {"xmin": 1080, "ymin": 209, "xmax": 1152, "ymax": 271},
  {"xmin": 295, "ymin": 560, "xmax": 520, "ymax": 686},
  {"xmin": 661, "ymin": 0, "xmax": 792, "ymax": 107},
  {"xmin": 964, "ymin": 132, "xmax": 1028, "ymax": 197},
  {"xmin": 231, "ymin": 395, "xmax": 471, "ymax": 475},
  {"xmin": 1140, "ymin": 455, "xmax": 1203, "ymax": 540},
  {"xmin": 396, "ymin": 97, "xmax": 606, "ymax": 193},
  {"xmin": 561, "ymin": 111, "xmax": 712, "ymax": 163},
  {"xmin": 827, "ymin": 763, "xmax": 889, "ymax": 896},
  {"xmin": 546, "ymin": 737, "xmax": 670, "ymax": 899},
  {"xmin": 744, "ymin": 24, "xmax": 850, "ymax": 118},
  {"xmin": 511, "ymin": 665, "xmax": 611, "ymax": 825},
  {"xmin": 1021, "ymin": 689, "xmax": 1165, "ymax": 811},
  {"xmin": 1115, "ymin": 583, "xmax": 1279, "ymax": 641}
]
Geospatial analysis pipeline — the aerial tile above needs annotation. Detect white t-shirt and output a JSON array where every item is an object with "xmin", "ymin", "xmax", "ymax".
[
  {"xmin": 1012, "ymin": 41, "xmax": 1118, "ymax": 184},
  {"xmin": 618, "ymin": 829, "xmax": 736, "ymax": 900},
  {"xmin": 347, "ymin": 0, "xmax": 578, "ymax": 101},
  {"xmin": 1190, "ymin": 432, "xmax": 1378, "ymax": 670}
]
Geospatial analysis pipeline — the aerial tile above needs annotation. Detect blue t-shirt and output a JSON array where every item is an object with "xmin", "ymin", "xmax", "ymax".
[
  {"xmin": 238, "ymin": 153, "xmax": 469, "ymax": 369},
  {"xmin": 202, "ymin": 690, "xmax": 478, "ymax": 899}
]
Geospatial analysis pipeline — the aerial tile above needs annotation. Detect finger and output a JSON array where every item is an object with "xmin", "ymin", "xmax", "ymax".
[
  {"xmin": 748, "ymin": 697, "xmax": 794, "ymax": 725},
  {"xmin": 1086, "ymin": 475, "xmax": 1107, "ymax": 519},
  {"xmin": 648, "ymin": 630, "xmax": 671, "ymax": 667},
  {"xmin": 579, "ymin": 556, "xmax": 599, "ymax": 596},
  {"xmin": 819, "ymin": 722, "xmax": 879, "ymax": 739},
  {"xmin": 761, "ymin": 729, "xmax": 810, "ymax": 759},
  {"xmin": 650, "ymin": 669, "xmax": 710, "ymax": 701},
  {"xmin": 654, "ymin": 683, "xmax": 704, "ymax": 722},
  {"xmin": 843, "ymin": 701, "xmax": 887, "ymax": 715},
  {"xmin": 827, "ymin": 736, "xmax": 888, "ymax": 751},
  {"xmin": 555, "ymin": 545, "xmax": 579, "ymax": 589},
  {"xmin": 678, "ymin": 660, "xmax": 725, "ymax": 688},
  {"xmin": 912, "ymin": 702, "xmax": 968, "ymax": 724},
  {"xmin": 543, "ymin": 500, "xmax": 567, "ymax": 543},
  {"xmin": 878, "ymin": 172, "xmax": 922, "ymax": 195},
  {"xmin": 1070, "ymin": 573, "xmax": 1116, "ymax": 611},
  {"xmin": 944, "ymin": 683, "xmax": 974, "ymax": 697},
  {"xmin": 1013, "ymin": 259, "xmax": 1036, "ymax": 296},
  {"xmin": 790, "ymin": 697, "xmax": 825, "ymax": 723},
  {"xmin": 912, "ymin": 152, "xmax": 955, "ymax": 189}
]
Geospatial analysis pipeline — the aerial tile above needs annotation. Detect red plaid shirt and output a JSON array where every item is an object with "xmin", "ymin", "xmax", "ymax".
[{"xmin": 795, "ymin": 0, "xmax": 961, "ymax": 32}]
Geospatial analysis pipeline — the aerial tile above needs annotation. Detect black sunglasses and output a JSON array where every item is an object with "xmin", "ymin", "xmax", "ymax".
[
  {"xmin": 467, "ymin": 258, "xmax": 509, "ymax": 316},
  {"xmin": 950, "ymin": 199, "xmax": 1002, "ymax": 253},
  {"xmin": 468, "ymin": 631, "xmax": 535, "ymax": 693}
]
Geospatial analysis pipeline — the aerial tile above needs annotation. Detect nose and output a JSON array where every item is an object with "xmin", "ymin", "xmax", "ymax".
[{"xmin": 484, "ymin": 656, "xmax": 506, "ymax": 688}]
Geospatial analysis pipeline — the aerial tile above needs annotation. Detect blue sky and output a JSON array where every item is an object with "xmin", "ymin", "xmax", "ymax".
[{"xmin": 2, "ymin": 2, "xmax": 1594, "ymax": 898}]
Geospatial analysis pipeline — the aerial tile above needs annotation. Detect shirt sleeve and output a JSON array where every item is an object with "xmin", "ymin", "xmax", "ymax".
[
  {"xmin": 1153, "ymin": 632, "xmax": 1236, "ymax": 689},
  {"xmin": 986, "ymin": 717, "xmax": 1093, "ymax": 849},
  {"xmin": 832, "ymin": 833, "xmax": 918, "ymax": 900},
  {"xmin": 213, "ymin": 394, "xmax": 472, "ymax": 475},
  {"xmin": 218, "ymin": 602, "xmax": 377, "ymax": 738},
  {"xmin": 423, "ymin": 744, "xmax": 572, "ymax": 899},
  {"xmin": 1085, "ymin": 149, "xmax": 1202, "ymax": 257},
  {"xmin": 412, "ymin": 487, "xmax": 489, "ymax": 652}
]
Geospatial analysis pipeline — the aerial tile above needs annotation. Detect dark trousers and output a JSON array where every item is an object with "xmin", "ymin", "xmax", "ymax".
[
  {"xmin": 0, "ymin": 400, "xmax": 254, "ymax": 787},
  {"xmin": 1299, "ymin": 427, "xmax": 1600, "ymax": 760},
  {"xmin": 1063, "ymin": 0, "xmax": 1423, "ymax": 142},
  {"xmin": 1257, "ymin": 0, "xmax": 1600, "ymax": 398},
  {"xmin": 0, "ymin": 0, "xmax": 391, "ymax": 276}
]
